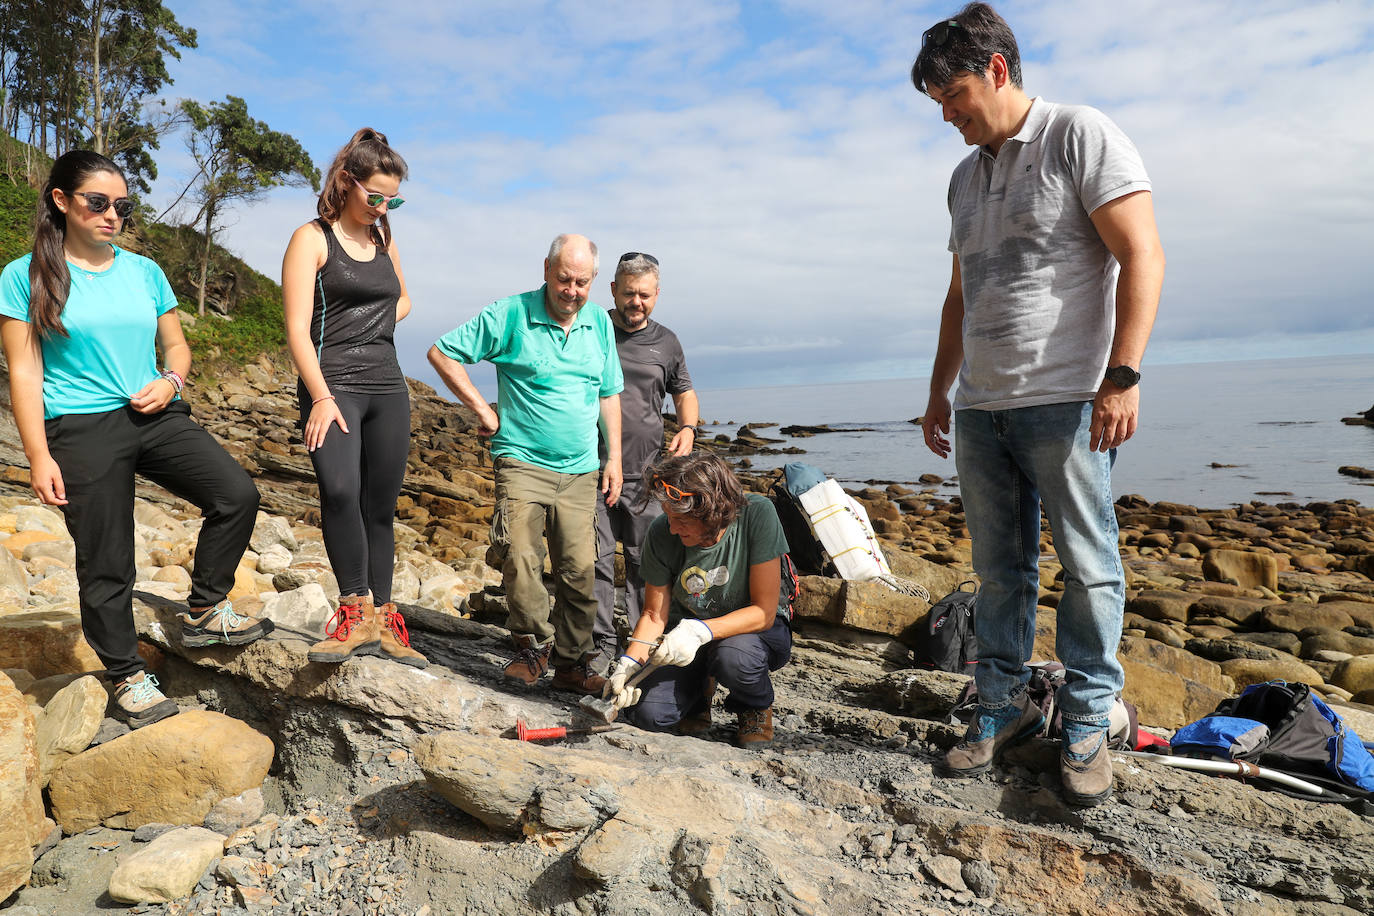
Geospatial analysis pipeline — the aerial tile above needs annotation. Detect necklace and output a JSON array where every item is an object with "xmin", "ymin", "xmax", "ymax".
[
  {"xmin": 331, "ymin": 222, "xmax": 374, "ymax": 250},
  {"xmin": 66, "ymin": 254, "xmax": 114, "ymax": 278}
]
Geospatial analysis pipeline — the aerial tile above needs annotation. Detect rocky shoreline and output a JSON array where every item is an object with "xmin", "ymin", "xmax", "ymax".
[{"xmin": 2, "ymin": 356, "xmax": 1373, "ymax": 915}]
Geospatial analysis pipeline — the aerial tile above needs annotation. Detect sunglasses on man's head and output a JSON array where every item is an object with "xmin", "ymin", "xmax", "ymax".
[
  {"xmin": 74, "ymin": 192, "xmax": 135, "ymax": 219},
  {"xmin": 921, "ymin": 19, "xmax": 964, "ymax": 49},
  {"xmin": 619, "ymin": 251, "xmax": 659, "ymax": 266},
  {"xmin": 352, "ymin": 178, "xmax": 405, "ymax": 210}
]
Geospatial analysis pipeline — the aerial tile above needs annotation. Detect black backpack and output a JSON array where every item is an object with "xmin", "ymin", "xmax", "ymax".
[
  {"xmin": 768, "ymin": 481, "xmax": 829, "ymax": 575},
  {"xmin": 1171, "ymin": 681, "xmax": 1374, "ymax": 801},
  {"xmin": 913, "ymin": 580, "xmax": 978, "ymax": 672}
]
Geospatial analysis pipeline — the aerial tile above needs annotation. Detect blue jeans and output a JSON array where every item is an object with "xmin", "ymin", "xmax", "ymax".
[
  {"xmin": 955, "ymin": 401, "xmax": 1124, "ymax": 727},
  {"xmin": 624, "ymin": 616, "xmax": 792, "ymax": 730}
]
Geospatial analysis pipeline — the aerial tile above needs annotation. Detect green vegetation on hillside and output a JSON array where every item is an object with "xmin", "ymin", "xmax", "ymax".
[
  {"xmin": 140, "ymin": 222, "xmax": 287, "ymax": 363},
  {"xmin": 0, "ymin": 172, "xmax": 286, "ymax": 367},
  {"xmin": 0, "ymin": 180, "xmax": 38, "ymax": 268}
]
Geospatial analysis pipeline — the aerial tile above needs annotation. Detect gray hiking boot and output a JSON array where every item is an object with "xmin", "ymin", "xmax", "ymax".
[
  {"xmin": 1060, "ymin": 722, "xmax": 1113, "ymax": 806},
  {"xmin": 937, "ymin": 692, "xmax": 1044, "ymax": 777},
  {"xmin": 181, "ymin": 597, "xmax": 274, "ymax": 648},
  {"xmin": 111, "ymin": 671, "xmax": 179, "ymax": 728}
]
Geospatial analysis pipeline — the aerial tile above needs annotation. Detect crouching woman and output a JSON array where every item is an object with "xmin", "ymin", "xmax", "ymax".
[{"xmin": 603, "ymin": 452, "xmax": 793, "ymax": 747}]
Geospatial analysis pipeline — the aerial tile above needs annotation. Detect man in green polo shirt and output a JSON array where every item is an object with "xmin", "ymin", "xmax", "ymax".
[{"xmin": 428, "ymin": 234, "xmax": 624, "ymax": 694}]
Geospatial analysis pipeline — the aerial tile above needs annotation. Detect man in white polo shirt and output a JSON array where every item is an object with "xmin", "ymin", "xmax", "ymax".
[{"xmin": 912, "ymin": 3, "xmax": 1165, "ymax": 805}]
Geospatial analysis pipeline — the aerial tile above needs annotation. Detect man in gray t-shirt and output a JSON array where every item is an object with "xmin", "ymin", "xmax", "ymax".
[
  {"xmin": 911, "ymin": 4, "xmax": 1164, "ymax": 807},
  {"xmin": 592, "ymin": 252, "xmax": 699, "ymax": 672}
]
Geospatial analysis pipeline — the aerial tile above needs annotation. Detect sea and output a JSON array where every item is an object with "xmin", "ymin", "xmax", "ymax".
[{"xmin": 695, "ymin": 354, "xmax": 1374, "ymax": 509}]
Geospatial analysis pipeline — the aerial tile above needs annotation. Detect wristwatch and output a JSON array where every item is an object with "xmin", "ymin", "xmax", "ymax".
[{"xmin": 1104, "ymin": 365, "xmax": 1141, "ymax": 389}]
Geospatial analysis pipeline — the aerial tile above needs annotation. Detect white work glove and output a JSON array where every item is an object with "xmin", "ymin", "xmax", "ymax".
[
  {"xmin": 603, "ymin": 655, "xmax": 643, "ymax": 710},
  {"xmin": 651, "ymin": 618, "xmax": 714, "ymax": 667}
]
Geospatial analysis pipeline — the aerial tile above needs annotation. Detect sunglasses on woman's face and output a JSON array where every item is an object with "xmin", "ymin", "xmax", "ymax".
[
  {"xmin": 73, "ymin": 191, "xmax": 135, "ymax": 219},
  {"xmin": 352, "ymin": 178, "xmax": 405, "ymax": 210}
]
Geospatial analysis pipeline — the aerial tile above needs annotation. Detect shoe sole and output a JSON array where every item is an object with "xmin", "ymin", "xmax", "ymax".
[
  {"xmin": 181, "ymin": 620, "xmax": 275, "ymax": 648},
  {"xmin": 307, "ymin": 640, "xmax": 382, "ymax": 664},
  {"xmin": 117, "ymin": 699, "xmax": 180, "ymax": 729},
  {"xmin": 1062, "ymin": 786, "xmax": 1113, "ymax": 807},
  {"xmin": 935, "ymin": 714, "xmax": 1046, "ymax": 778},
  {"xmin": 549, "ymin": 680, "xmax": 604, "ymax": 696},
  {"xmin": 369, "ymin": 649, "xmax": 429, "ymax": 669}
]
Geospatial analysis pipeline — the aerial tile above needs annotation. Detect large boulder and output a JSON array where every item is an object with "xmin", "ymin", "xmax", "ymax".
[
  {"xmin": 1331, "ymin": 656, "xmax": 1374, "ymax": 696},
  {"xmin": 0, "ymin": 672, "xmax": 46, "ymax": 901},
  {"xmin": 1117, "ymin": 636, "xmax": 1232, "ymax": 729},
  {"xmin": 1315, "ymin": 599, "xmax": 1374, "ymax": 630},
  {"xmin": 0, "ymin": 541, "xmax": 28, "ymax": 603},
  {"xmin": 34, "ymin": 674, "xmax": 106, "ymax": 785},
  {"xmin": 1187, "ymin": 595, "xmax": 1269, "ymax": 628},
  {"xmin": 1299, "ymin": 630, "xmax": 1374, "ymax": 661},
  {"xmin": 1126, "ymin": 589, "xmax": 1193, "ymax": 624},
  {"xmin": 1201, "ymin": 549, "xmax": 1277, "ymax": 592},
  {"xmin": 414, "ymin": 730, "xmax": 861, "ymax": 908},
  {"xmin": 107, "ymin": 826, "xmax": 225, "ymax": 904},
  {"xmin": 1260, "ymin": 602, "xmax": 1356, "ymax": 635},
  {"xmin": 0, "ymin": 610, "xmax": 103, "ymax": 678},
  {"xmin": 793, "ymin": 576, "xmax": 939, "ymax": 645},
  {"xmin": 47, "ymin": 709, "xmax": 274, "ymax": 832},
  {"xmin": 1220, "ymin": 656, "xmax": 1324, "ymax": 690}
]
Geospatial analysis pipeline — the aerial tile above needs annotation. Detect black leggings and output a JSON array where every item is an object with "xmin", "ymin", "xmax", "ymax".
[
  {"xmin": 47, "ymin": 402, "xmax": 259, "ymax": 681},
  {"xmin": 300, "ymin": 386, "xmax": 410, "ymax": 602}
]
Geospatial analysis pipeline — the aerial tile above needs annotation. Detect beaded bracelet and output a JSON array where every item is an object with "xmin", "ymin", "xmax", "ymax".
[
  {"xmin": 313, "ymin": 394, "xmax": 336, "ymax": 405},
  {"xmin": 159, "ymin": 369, "xmax": 184, "ymax": 393}
]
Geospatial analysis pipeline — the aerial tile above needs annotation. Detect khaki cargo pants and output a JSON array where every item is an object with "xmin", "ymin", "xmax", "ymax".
[{"xmin": 490, "ymin": 456, "xmax": 599, "ymax": 667}]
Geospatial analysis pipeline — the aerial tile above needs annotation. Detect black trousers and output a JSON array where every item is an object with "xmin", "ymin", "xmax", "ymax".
[
  {"xmin": 297, "ymin": 385, "xmax": 410, "ymax": 603},
  {"xmin": 46, "ymin": 402, "xmax": 259, "ymax": 681}
]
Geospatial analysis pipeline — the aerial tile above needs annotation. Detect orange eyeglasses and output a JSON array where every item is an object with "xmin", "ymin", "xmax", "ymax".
[{"xmin": 655, "ymin": 479, "xmax": 695, "ymax": 501}]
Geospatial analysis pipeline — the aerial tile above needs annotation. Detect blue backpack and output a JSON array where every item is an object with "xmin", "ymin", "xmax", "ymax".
[{"xmin": 1171, "ymin": 681, "xmax": 1374, "ymax": 799}]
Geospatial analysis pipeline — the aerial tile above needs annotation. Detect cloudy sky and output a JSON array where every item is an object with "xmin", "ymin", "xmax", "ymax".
[{"xmin": 151, "ymin": 0, "xmax": 1374, "ymax": 397}]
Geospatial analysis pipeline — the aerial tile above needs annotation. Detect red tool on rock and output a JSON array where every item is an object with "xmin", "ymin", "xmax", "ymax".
[{"xmin": 507, "ymin": 718, "xmax": 621, "ymax": 742}]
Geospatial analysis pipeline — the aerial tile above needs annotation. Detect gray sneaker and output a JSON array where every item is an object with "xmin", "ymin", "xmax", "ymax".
[
  {"xmin": 937, "ymin": 692, "xmax": 1045, "ymax": 777},
  {"xmin": 1060, "ymin": 724, "xmax": 1113, "ymax": 806},
  {"xmin": 112, "ymin": 672, "xmax": 179, "ymax": 728},
  {"xmin": 181, "ymin": 598, "xmax": 274, "ymax": 647}
]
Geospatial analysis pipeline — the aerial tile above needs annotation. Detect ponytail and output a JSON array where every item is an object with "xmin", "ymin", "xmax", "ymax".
[
  {"xmin": 28, "ymin": 150, "xmax": 127, "ymax": 338},
  {"xmin": 317, "ymin": 128, "xmax": 409, "ymax": 250}
]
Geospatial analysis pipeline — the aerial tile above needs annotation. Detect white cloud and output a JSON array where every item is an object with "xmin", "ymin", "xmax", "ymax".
[{"xmin": 151, "ymin": 0, "xmax": 1374, "ymax": 398}]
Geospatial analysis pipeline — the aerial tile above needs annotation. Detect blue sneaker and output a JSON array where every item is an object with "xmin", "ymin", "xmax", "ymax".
[{"xmin": 937, "ymin": 693, "xmax": 1045, "ymax": 777}]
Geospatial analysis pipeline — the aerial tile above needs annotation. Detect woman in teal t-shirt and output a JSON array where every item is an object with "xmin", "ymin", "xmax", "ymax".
[
  {"xmin": 604, "ymin": 452, "xmax": 794, "ymax": 747},
  {"xmin": 0, "ymin": 151, "xmax": 270, "ymax": 728}
]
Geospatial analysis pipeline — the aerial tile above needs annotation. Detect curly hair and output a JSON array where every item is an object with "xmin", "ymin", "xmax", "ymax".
[{"xmin": 647, "ymin": 452, "xmax": 747, "ymax": 535}]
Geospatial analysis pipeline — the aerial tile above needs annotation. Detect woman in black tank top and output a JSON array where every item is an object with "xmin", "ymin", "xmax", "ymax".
[{"xmin": 281, "ymin": 128, "xmax": 426, "ymax": 669}]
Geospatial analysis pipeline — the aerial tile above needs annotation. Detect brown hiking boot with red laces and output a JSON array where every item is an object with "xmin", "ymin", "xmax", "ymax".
[
  {"xmin": 503, "ymin": 634, "xmax": 553, "ymax": 685},
  {"xmin": 307, "ymin": 594, "xmax": 380, "ymax": 663},
  {"xmin": 375, "ymin": 602, "xmax": 427, "ymax": 668}
]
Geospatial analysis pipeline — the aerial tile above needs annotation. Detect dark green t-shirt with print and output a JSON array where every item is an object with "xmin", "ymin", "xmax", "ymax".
[{"xmin": 640, "ymin": 493, "xmax": 789, "ymax": 625}]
